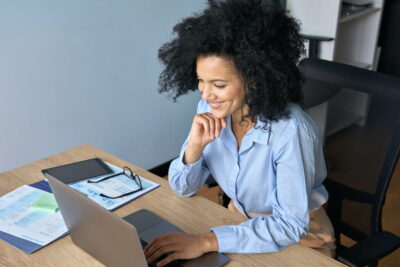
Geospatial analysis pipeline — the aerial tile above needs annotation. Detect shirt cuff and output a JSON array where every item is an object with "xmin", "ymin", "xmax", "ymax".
[
  {"xmin": 168, "ymin": 151, "xmax": 204, "ymax": 197},
  {"xmin": 175, "ymin": 152, "xmax": 203, "ymax": 176},
  {"xmin": 210, "ymin": 225, "xmax": 238, "ymax": 253}
]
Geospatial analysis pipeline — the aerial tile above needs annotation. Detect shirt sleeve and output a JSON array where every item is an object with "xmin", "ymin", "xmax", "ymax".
[
  {"xmin": 210, "ymin": 123, "xmax": 316, "ymax": 253},
  {"xmin": 168, "ymin": 139, "xmax": 211, "ymax": 197},
  {"xmin": 168, "ymin": 100, "xmax": 211, "ymax": 197}
]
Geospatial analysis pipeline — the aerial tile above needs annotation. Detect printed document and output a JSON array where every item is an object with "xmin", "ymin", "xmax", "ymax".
[
  {"xmin": 0, "ymin": 185, "xmax": 67, "ymax": 246},
  {"xmin": 69, "ymin": 162, "xmax": 159, "ymax": 210}
]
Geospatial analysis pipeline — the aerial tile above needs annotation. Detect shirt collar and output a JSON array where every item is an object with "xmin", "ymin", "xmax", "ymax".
[
  {"xmin": 221, "ymin": 116, "xmax": 271, "ymax": 146},
  {"xmin": 249, "ymin": 117, "xmax": 271, "ymax": 145}
]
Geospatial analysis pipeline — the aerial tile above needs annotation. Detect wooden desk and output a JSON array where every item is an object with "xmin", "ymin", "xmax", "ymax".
[{"xmin": 0, "ymin": 145, "xmax": 345, "ymax": 266}]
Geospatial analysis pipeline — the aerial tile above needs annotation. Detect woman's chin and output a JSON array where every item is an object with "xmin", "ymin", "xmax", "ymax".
[{"xmin": 210, "ymin": 110, "xmax": 228, "ymax": 119}]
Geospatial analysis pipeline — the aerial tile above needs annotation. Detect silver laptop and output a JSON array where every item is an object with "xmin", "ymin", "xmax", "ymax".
[{"xmin": 46, "ymin": 174, "xmax": 229, "ymax": 267}]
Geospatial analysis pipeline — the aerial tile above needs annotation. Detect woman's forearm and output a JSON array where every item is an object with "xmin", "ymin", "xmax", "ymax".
[{"xmin": 183, "ymin": 142, "xmax": 205, "ymax": 164}]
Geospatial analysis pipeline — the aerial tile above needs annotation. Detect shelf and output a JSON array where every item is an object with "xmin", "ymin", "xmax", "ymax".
[
  {"xmin": 335, "ymin": 57, "xmax": 372, "ymax": 69},
  {"xmin": 326, "ymin": 107, "xmax": 365, "ymax": 136},
  {"xmin": 340, "ymin": 7, "xmax": 380, "ymax": 23},
  {"xmin": 287, "ymin": 0, "xmax": 383, "ymax": 139}
]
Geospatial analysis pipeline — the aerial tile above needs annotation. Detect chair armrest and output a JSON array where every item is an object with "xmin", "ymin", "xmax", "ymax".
[
  {"xmin": 337, "ymin": 231, "xmax": 400, "ymax": 267},
  {"xmin": 300, "ymin": 35, "xmax": 334, "ymax": 58},
  {"xmin": 301, "ymin": 34, "xmax": 334, "ymax": 42},
  {"xmin": 324, "ymin": 178, "xmax": 375, "ymax": 203}
]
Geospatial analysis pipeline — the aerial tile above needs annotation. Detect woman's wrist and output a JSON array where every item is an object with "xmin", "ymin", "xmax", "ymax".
[
  {"xmin": 199, "ymin": 232, "xmax": 219, "ymax": 253},
  {"xmin": 183, "ymin": 142, "xmax": 205, "ymax": 164}
]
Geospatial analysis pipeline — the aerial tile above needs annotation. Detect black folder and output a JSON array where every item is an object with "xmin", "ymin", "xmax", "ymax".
[{"xmin": 41, "ymin": 158, "xmax": 113, "ymax": 184}]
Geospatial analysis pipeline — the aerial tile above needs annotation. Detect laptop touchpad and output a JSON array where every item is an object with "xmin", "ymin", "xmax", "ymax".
[{"xmin": 140, "ymin": 221, "xmax": 181, "ymax": 243}]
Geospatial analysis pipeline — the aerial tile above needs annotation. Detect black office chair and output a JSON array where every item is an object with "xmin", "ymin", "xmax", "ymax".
[{"xmin": 299, "ymin": 58, "xmax": 400, "ymax": 267}]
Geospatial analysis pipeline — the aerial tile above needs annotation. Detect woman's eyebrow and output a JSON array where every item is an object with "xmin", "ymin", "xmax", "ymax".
[
  {"xmin": 196, "ymin": 76, "xmax": 228, "ymax": 82},
  {"xmin": 210, "ymin": 79, "xmax": 228, "ymax": 82}
]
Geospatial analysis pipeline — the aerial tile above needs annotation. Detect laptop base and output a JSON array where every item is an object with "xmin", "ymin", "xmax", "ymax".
[{"xmin": 123, "ymin": 209, "xmax": 230, "ymax": 267}]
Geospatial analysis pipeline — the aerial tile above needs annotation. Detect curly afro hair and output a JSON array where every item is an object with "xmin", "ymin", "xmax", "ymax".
[{"xmin": 158, "ymin": 0, "xmax": 305, "ymax": 122}]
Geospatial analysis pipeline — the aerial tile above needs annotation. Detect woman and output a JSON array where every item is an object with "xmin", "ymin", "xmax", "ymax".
[{"xmin": 144, "ymin": 0, "xmax": 335, "ymax": 266}]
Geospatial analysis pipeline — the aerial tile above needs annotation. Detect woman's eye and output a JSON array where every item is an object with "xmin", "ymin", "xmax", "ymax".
[{"xmin": 214, "ymin": 84, "xmax": 226, "ymax": 89}]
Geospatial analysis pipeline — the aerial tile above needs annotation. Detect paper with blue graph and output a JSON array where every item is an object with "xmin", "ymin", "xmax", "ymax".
[
  {"xmin": 0, "ymin": 185, "xmax": 68, "ymax": 250},
  {"xmin": 69, "ymin": 162, "xmax": 160, "ymax": 211}
]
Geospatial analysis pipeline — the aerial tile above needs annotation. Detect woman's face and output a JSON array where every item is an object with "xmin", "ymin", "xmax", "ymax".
[{"xmin": 196, "ymin": 55, "xmax": 247, "ymax": 120}]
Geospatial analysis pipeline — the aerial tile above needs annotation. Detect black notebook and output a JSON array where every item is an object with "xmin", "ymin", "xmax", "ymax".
[{"xmin": 41, "ymin": 158, "xmax": 113, "ymax": 184}]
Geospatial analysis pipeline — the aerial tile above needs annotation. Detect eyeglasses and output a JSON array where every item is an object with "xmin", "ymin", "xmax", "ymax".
[{"xmin": 87, "ymin": 166, "xmax": 143, "ymax": 199}]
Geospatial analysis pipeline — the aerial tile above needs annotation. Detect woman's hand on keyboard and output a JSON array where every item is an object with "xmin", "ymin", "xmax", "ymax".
[{"xmin": 144, "ymin": 232, "xmax": 218, "ymax": 267}]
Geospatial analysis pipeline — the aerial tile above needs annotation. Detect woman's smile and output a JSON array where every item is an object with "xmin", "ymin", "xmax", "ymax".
[{"xmin": 208, "ymin": 101, "xmax": 226, "ymax": 109}]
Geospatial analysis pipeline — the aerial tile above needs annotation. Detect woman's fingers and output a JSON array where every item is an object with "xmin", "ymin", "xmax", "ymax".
[
  {"xmin": 145, "ymin": 235, "xmax": 176, "ymax": 264},
  {"xmin": 191, "ymin": 113, "xmax": 227, "ymax": 147},
  {"xmin": 214, "ymin": 115, "xmax": 221, "ymax": 137},
  {"xmin": 144, "ymin": 232, "xmax": 215, "ymax": 266},
  {"xmin": 203, "ymin": 113, "xmax": 226, "ymax": 138},
  {"xmin": 144, "ymin": 233, "xmax": 180, "ymax": 264},
  {"xmin": 194, "ymin": 115, "xmax": 210, "ymax": 137},
  {"xmin": 156, "ymin": 252, "xmax": 181, "ymax": 267},
  {"xmin": 147, "ymin": 244, "xmax": 176, "ymax": 265},
  {"xmin": 202, "ymin": 113, "xmax": 216, "ymax": 138},
  {"xmin": 144, "ymin": 235, "xmax": 171, "ymax": 256}
]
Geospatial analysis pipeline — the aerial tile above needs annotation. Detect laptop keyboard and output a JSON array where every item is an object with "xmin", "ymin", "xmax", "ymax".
[{"xmin": 140, "ymin": 239, "xmax": 183, "ymax": 267}]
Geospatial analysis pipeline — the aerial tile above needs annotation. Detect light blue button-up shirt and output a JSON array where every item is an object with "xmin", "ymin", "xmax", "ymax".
[{"xmin": 168, "ymin": 100, "xmax": 328, "ymax": 253}]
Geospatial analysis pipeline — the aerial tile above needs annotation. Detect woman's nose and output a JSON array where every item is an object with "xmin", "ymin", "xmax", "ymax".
[{"xmin": 201, "ymin": 85, "xmax": 214, "ymax": 100}]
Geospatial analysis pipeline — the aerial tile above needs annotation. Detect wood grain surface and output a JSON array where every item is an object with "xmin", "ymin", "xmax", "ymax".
[{"xmin": 0, "ymin": 144, "xmax": 345, "ymax": 267}]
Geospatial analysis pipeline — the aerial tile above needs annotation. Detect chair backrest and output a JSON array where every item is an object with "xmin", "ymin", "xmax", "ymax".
[{"xmin": 299, "ymin": 58, "xmax": 400, "ymax": 248}]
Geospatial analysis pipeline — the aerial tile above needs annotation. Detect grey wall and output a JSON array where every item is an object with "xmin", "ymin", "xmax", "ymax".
[{"xmin": 0, "ymin": 0, "xmax": 206, "ymax": 172}]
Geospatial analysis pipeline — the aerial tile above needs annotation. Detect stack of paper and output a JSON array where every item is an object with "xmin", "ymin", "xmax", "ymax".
[{"xmin": 0, "ymin": 162, "xmax": 160, "ymax": 253}]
